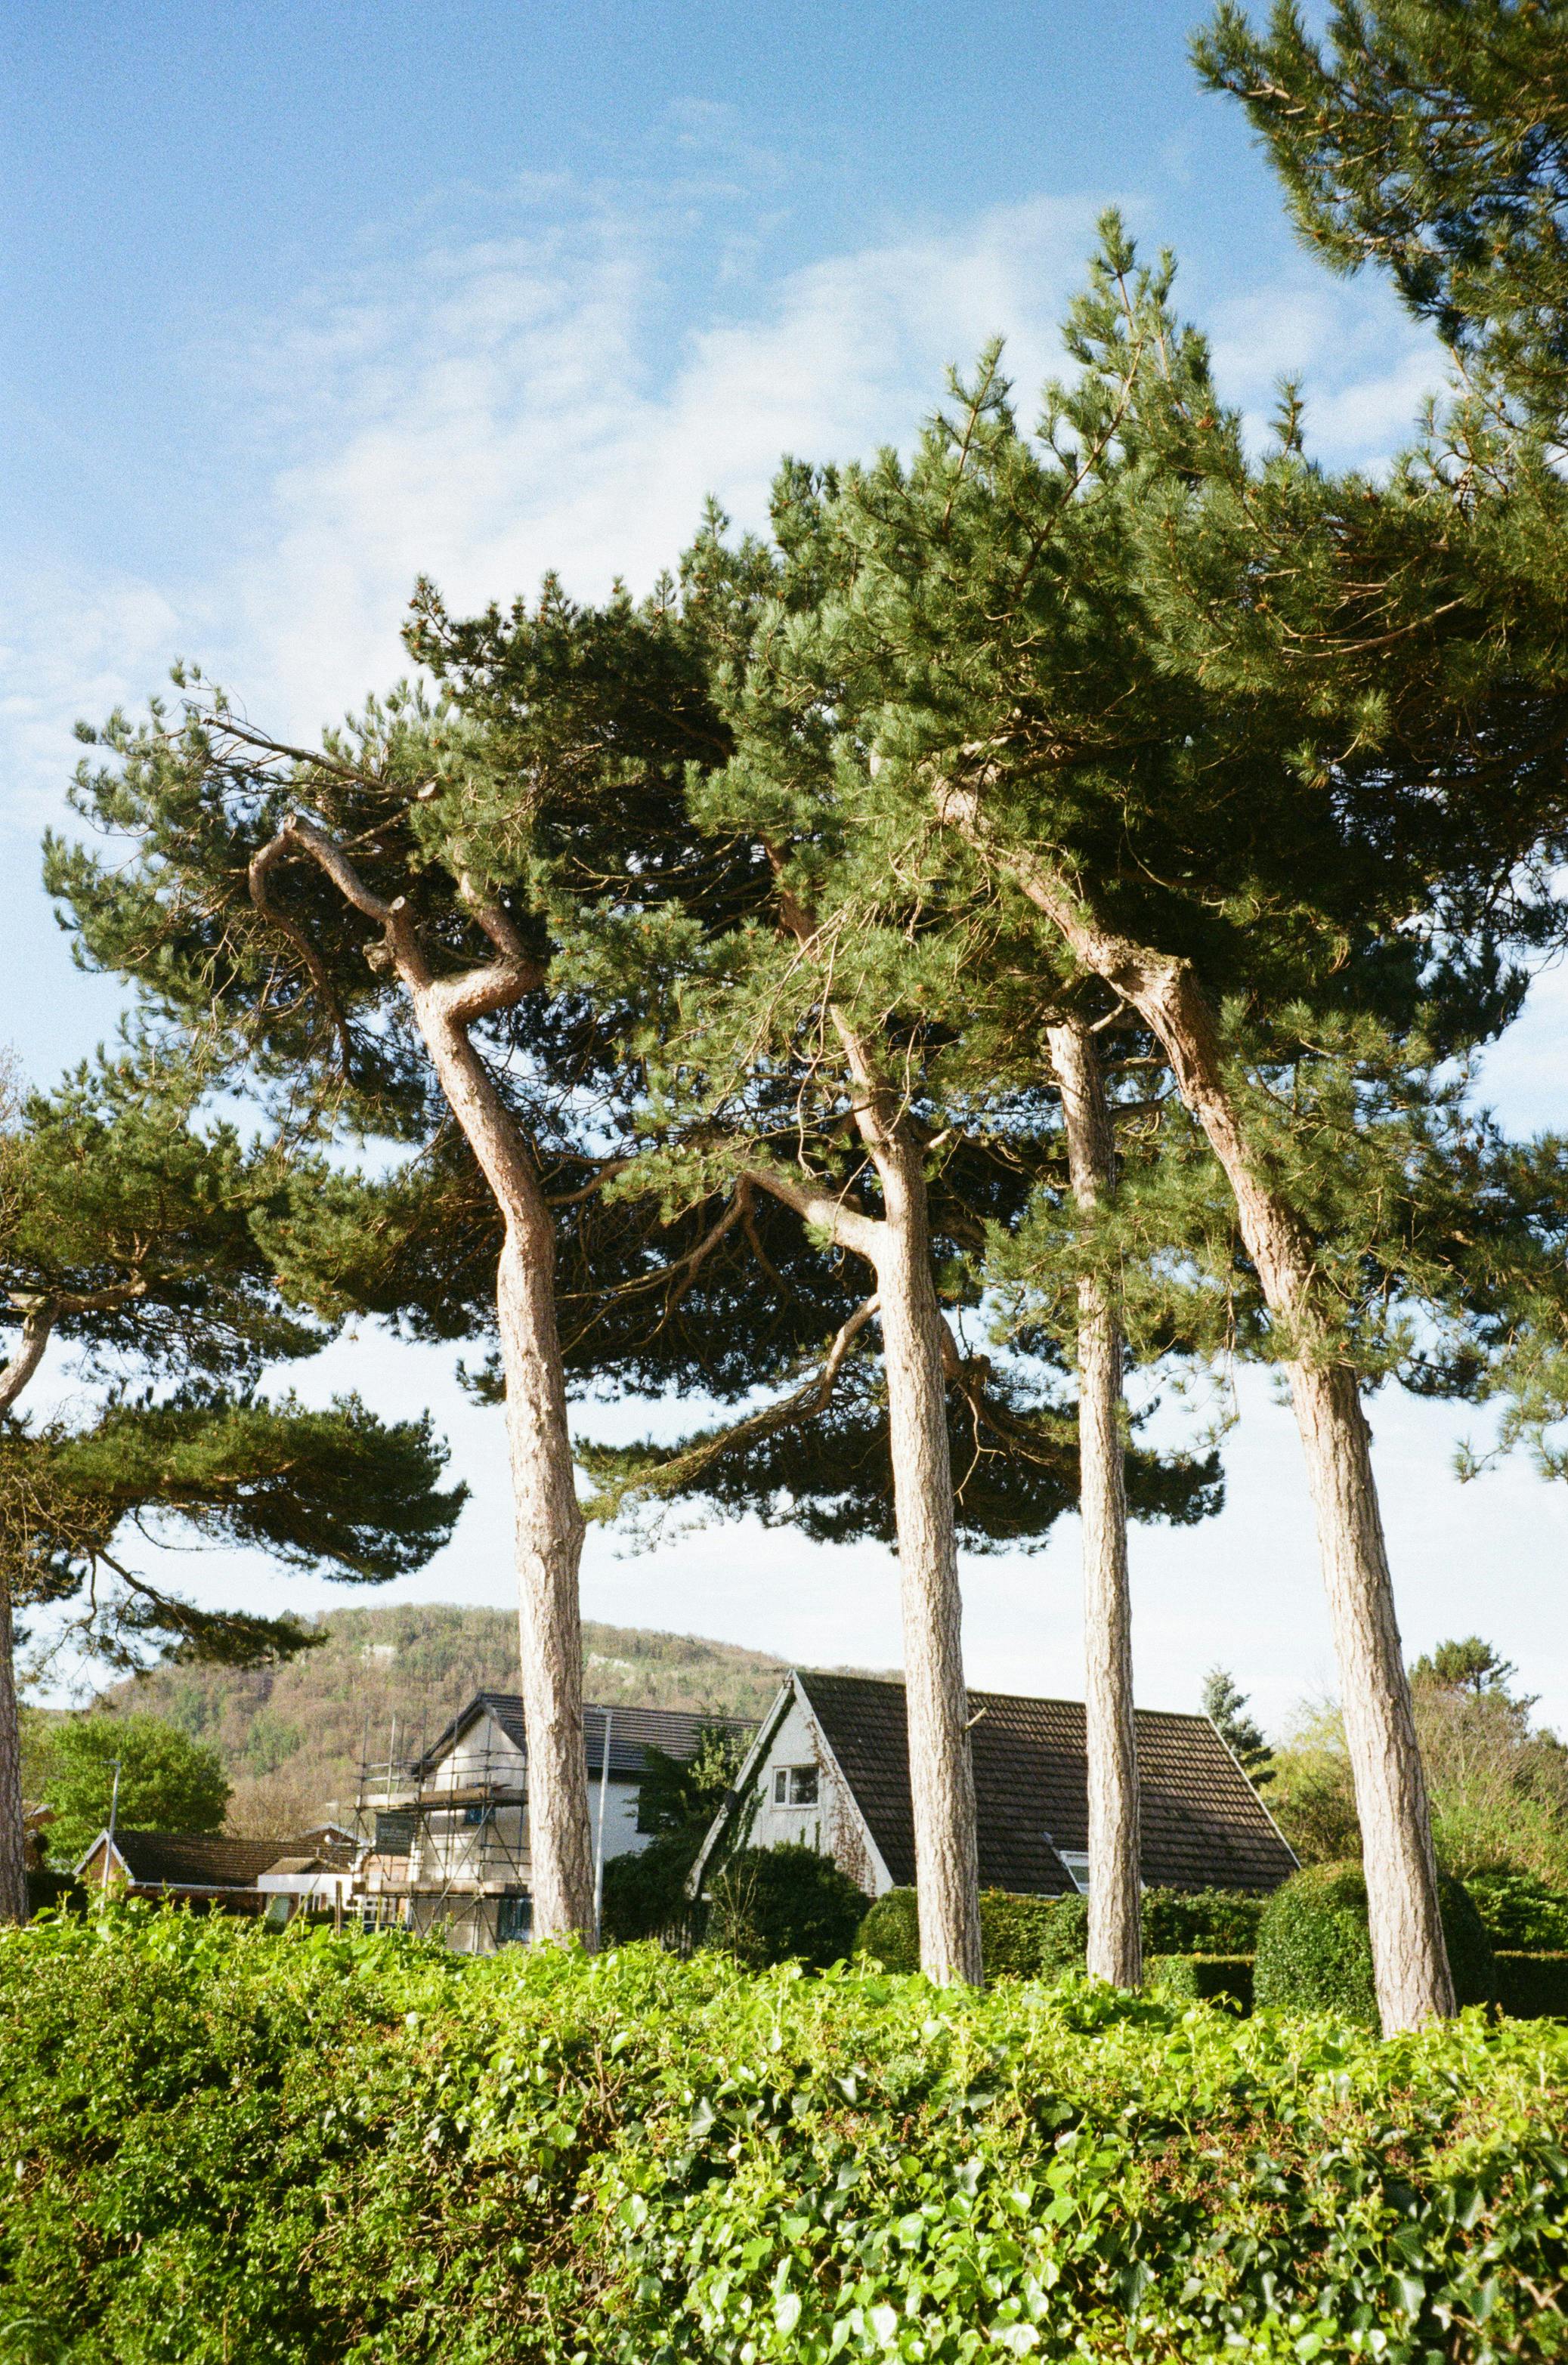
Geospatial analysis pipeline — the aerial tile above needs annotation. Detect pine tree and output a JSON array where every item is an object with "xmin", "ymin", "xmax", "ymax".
[
  {"xmin": 0, "ymin": 1046, "xmax": 462, "ymax": 1919},
  {"xmin": 1195, "ymin": 2, "xmax": 1568, "ymax": 437},
  {"xmin": 727, "ymin": 218, "xmax": 1568, "ymax": 2028},
  {"xmin": 418, "ymin": 543, "xmax": 1223, "ymax": 1985},
  {"xmin": 48, "ymin": 652, "xmax": 898, "ymax": 1944},
  {"xmin": 1202, "ymin": 1667, "xmax": 1276, "ymax": 1788}
]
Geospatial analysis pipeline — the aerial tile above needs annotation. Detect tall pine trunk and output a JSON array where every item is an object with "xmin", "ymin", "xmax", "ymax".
[
  {"xmin": 750, "ymin": 904, "xmax": 983, "ymax": 1987},
  {"xmin": 1047, "ymin": 1019, "xmax": 1141, "ymax": 1989},
  {"xmin": 416, "ymin": 994, "xmax": 595, "ymax": 1945},
  {"xmin": 874, "ymin": 1137, "xmax": 983, "ymax": 1986},
  {"xmin": 0, "ymin": 1572, "xmax": 26, "ymax": 1924},
  {"xmin": 939, "ymin": 791, "xmax": 1453, "ymax": 2030},
  {"xmin": 253, "ymin": 822, "xmax": 598, "ymax": 1945},
  {"xmin": 496, "ymin": 1223, "xmax": 594, "ymax": 1942}
]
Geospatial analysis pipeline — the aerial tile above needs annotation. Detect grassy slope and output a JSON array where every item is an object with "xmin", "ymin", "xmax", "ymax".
[{"xmin": 97, "ymin": 1605, "xmax": 789, "ymax": 1834}]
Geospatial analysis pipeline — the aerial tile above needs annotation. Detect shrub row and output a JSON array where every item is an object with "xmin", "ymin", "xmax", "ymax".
[
  {"xmin": 1497, "ymin": 1950, "xmax": 1568, "ymax": 2020},
  {"xmin": 2, "ymin": 1909, "xmax": 1566, "ymax": 2362},
  {"xmin": 1145, "ymin": 1952, "xmax": 1254, "ymax": 2011},
  {"xmin": 858, "ymin": 1884, "xmax": 1258, "ymax": 1980}
]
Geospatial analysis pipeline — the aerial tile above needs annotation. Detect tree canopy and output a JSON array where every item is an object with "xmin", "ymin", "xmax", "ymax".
[{"xmin": 39, "ymin": 1711, "xmax": 230, "ymax": 1868}]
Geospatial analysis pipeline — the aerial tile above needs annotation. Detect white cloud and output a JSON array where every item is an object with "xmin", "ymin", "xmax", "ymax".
[
  {"xmin": 1206, "ymin": 276, "xmax": 1448, "ymax": 468},
  {"xmin": 236, "ymin": 191, "xmax": 1099, "ymax": 737}
]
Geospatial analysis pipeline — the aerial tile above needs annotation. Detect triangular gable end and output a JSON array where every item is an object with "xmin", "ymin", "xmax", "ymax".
[
  {"xmin": 685, "ymin": 1674, "xmax": 798, "ymax": 1900},
  {"xmin": 793, "ymin": 1671, "xmax": 895, "ymax": 1895},
  {"xmin": 686, "ymin": 1671, "xmax": 894, "ymax": 1902},
  {"xmin": 71, "ymin": 1829, "xmax": 128, "ymax": 1884}
]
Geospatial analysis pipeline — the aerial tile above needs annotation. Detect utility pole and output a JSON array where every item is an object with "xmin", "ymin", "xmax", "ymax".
[{"xmin": 101, "ymin": 1758, "xmax": 122, "ymax": 1904}]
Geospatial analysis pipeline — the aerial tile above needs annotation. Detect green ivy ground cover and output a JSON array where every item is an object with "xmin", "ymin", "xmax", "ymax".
[{"xmin": 2, "ymin": 1909, "xmax": 1566, "ymax": 2363}]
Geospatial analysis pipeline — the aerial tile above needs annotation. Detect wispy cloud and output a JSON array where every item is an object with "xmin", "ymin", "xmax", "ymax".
[{"xmin": 234, "ymin": 190, "xmax": 1101, "ymax": 737}]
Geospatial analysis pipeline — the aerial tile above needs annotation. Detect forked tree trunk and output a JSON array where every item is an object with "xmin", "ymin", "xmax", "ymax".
[
  {"xmin": 1047, "ymin": 1019, "xmax": 1141, "ymax": 1989},
  {"xmin": 410, "ymin": 982, "xmax": 595, "ymax": 1947},
  {"xmin": 252, "ymin": 822, "xmax": 597, "ymax": 1945},
  {"xmin": 742, "ymin": 945, "xmax": 984, "ymax": 1984},
  {"xmin": 874, "ymin": 1139, "xmax": 983, "ymax": 1987},
  {"xmin": 0, "ymin": 1574, "xmax": 26, "ymax": 1924},
  {"xmin": 939, "ymin": 787, "xmax": 1453, "ymax": 2030}
]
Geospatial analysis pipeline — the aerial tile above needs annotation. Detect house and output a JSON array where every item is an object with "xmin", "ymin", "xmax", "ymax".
[
  {"xmin": 255, "ymin": 1853, "xmax": 357, "ymax": 1921},
  {"xmin": 688, "ymin": 1670, "xmax": 1297, "ymax": 1905},
  {"xmin": 357, "ymin": 1693, "xmax": 756, "ymax": 1953},
  {"xmin": 73, "ymin": 1829, "xmax": 301, "ymax": 1909}
]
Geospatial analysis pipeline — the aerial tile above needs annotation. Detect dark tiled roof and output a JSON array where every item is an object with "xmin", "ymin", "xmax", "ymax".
[
  {"xmin": 416, "ymin": 1693, "xmax": 756, "ymax": 1782},
  {"xmin": 799, "ymin": 1672, "xmax": 1295, "ymax": 1896},
  {"xmin": 97, "ymin": 1831, "xmax": 300, "ymax": 1888}
]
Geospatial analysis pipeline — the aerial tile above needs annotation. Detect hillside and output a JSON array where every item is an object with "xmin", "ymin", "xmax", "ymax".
[{"xmin": 99, "ymin": 1605, "xmax": 790, "ymax": 1835}]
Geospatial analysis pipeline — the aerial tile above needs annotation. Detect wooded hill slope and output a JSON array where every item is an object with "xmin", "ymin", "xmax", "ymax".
[{"xmin": 99, "ymin": 1606, "xmax": 788, "ymax": 1835}]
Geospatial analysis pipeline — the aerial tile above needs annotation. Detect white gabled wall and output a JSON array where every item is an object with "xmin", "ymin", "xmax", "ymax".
[
  {"xmin": 738, "ymin": 1686, "xmax": 890, "ymax": 1899},
  {"xmin": 412, "ymin": 1709, "xmax": 651, "ymax": 1894}
]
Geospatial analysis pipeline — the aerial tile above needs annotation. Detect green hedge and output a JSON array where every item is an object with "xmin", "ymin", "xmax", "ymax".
[
  {"xmin": 704, "ymin": 1843, "xmax": 868, "ymax": 1969},
  {"xmin": 858, "ymin": 1887, "xmax": 1090, "ymax": 1979},
  {"xmin": 24, "ymin": 1869, "xmax": 83, "ymax": 1918},
  {"xmin": 2, "ymin": 1911, "xmax": 1567, "ymax": 2360},
  {"xmin": 1255, "ymin": 1862, "xmax": 1496, "ymax": 2025},
  {"xmin": 1469, "ymin": 1872, "xmax": 1568, "ymax": 1953},
  {"xmin": 1146, "ymin": 1952, "xmax": 1254, "ymax": 2011},
  {"xmin": 600, "ymin": 1835, "xmax": 696, "ymax": 1946},
  {"xmin": 860, "ymin": 1885, "xmax": 1263, "ymax": 1983},
  {"xmin": 1140, "ymin": 1887, "xmax": 1264, "ymax": 1955},
  {"xmin": 1497, "ymin": 1951, "xmax": 1568, "ymax": 2020}
]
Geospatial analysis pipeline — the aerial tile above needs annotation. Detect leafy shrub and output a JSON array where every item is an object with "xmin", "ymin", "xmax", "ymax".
[
  {"xmin": 982, "ymin": 1887, "xmax": 1086, "ymax": 1977},
  {"xmin": 1468, "ymin": 1869, "xmax": 1568, "ymax": 1952},
  {"xmin": 600, "ymin": 1835, "xmax": 696, "ymax": 1946},
  {"xmin": 2, "ymin": 1912, "xmax": 1567, "ymax": 2360},
  {"xmin": 1146, "ymin": 1952, "xmax": 1254, "ymax": 2011},
  {"xmin": 1496, "ymin": 1952, "xmax": 1568, "ymax": 2020},
  {"xmin": 855, "ymin": 1883, "xmax": 920, "ymax": 1970},
  {"xmin": 705, "ymin": 1844, "xmax": 868, "ymax": 1969},
  {"xmin": 1140, "ymin": 1885, "xmax": 1264, "ymax": 1955},
  {"xmin": 24, "ymin": 1869, "xmax": 82, "ymax": 1918},
  {"xmin": 1255, "ymin": 1861, "xmax": 1496, "ymax": 2023},
  {"xmin": 857, "ymin": 1886, "xmax": 1087, "ymax": 1979}
]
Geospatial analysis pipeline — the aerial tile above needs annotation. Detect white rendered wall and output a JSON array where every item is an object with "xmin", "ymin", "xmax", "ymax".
[
  {"xmin": 410, "ymin": 1706, "xmax": 652, "ymax": 1890},
  {"xmin": 739, "ymin": 1692, "xmax": 888, "ymax": 1898}
]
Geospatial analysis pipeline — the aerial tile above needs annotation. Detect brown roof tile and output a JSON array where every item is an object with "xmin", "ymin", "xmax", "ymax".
[
  {"xmin": 799, "ymin": 1671, "xmax": 1295, "ymax": 1896},
  {"xmin": 95, "ymin": 1831, "xmax": 302, "ymax": 1889}
]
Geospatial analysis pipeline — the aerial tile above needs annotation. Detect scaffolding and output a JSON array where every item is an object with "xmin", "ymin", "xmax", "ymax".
[{"xmin": 349, "ymin": 1708, "xmax": 533, "ymax": 1953}]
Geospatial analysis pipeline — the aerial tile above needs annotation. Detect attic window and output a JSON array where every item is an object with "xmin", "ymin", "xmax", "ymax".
[
  {"xmin": 773, "ymin": 1765, "xmax": 818, "ymax": 1807},
  {"xmin": 1058, "ymin": 1849, "xmax": 1090, "ymax": 1894}
]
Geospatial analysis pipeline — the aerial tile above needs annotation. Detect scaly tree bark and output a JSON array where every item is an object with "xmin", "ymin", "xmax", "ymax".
[
  {"xmin": 945, "ymin": 793, "xmax": 1452, "ymax": 2026},
  {"xmin": 728, "ymin": 888, "xmax": 980, "ymax": 1986},
  {"xmin": 250, "ymin": 820, "xmax": 595, "ymax": 1944},
  {"xmin": 0, "ymin": 1574, "xmax": 23, "ymax": 1922},
  {"xmin": 1046, "ymin": 1015, "xmax": 1141, "ymax": 1990}
]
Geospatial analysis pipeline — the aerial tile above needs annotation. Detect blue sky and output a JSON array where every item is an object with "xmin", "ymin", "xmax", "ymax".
[{"xmin": 7, "ymin": 2, "xmax": 1566, "ymax": 1732}]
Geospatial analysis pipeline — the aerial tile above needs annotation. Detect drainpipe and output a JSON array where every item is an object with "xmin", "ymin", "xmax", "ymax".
[{"xmin": 592, "ymin": 1710, "xmax": 613, "ymax": 1946}]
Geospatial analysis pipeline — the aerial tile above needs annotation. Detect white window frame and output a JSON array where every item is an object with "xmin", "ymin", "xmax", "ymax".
[{"xmin": 772, "ymin": 1764, "xmax": 818, "ymax": 1807}]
